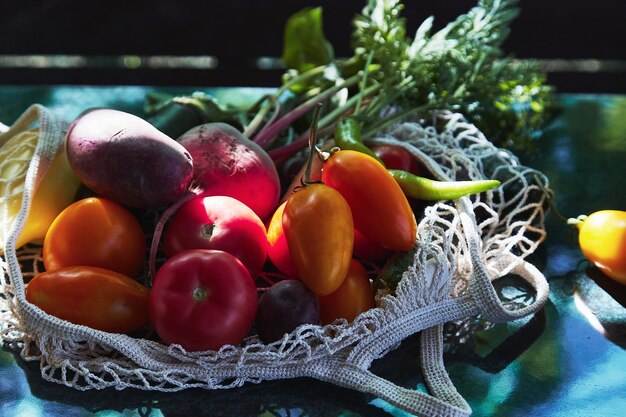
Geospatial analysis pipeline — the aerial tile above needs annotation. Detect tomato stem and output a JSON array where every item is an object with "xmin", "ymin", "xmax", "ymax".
[
  {"xmin": 193, "ymin": 286, "xmax": 208, "ymax": 302},
  {"xmin": 567, "ymin": 214, "xmax": 588, "ymax": 229},
  {"xmin": 533, "ymin": 174, "xmax": 580, "ymax": 228},
  {"xmin": 296, "ymin": 103, "xmax": 326, "ymax": 190},
  {"xmin": 201, "ymin": 223, "xmax": 215, "ymax": 238}
]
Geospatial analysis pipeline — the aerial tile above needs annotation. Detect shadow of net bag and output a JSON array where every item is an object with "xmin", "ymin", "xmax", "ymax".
[{"xmin": 1, "ymin": 104, "xmax": 550, "ymax": 417}]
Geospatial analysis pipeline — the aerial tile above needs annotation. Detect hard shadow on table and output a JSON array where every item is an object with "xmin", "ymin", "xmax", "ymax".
[{"xmin": 4, "ymin": 343, "xmax": 401, "ymax": 417}]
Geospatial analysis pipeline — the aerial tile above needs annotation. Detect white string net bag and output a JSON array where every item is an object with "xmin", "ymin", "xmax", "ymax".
[{"xmin": 1, "ymin": 105, "xmax": 550, "ymax": 417}]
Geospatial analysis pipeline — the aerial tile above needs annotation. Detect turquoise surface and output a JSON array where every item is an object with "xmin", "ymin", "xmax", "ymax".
[{"xmin": 1, "ymin": 87, "xmax": 625, "ymax": 417}]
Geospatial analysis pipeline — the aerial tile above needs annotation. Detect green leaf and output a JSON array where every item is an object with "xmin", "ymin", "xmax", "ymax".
[{"xmin": 281, "ymin": 7, "xmax": 334, "ymax": 73}]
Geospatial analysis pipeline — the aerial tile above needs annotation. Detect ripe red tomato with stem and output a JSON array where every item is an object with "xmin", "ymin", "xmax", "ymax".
[
  {"xmin": 317, "ymin": 259, "xmax": 376, "ymax": 324},
  {"xmin": 163, "ymin": 195, "xmax": 268, "ymax": 278},
  {"xmin": 321, "ymin": 149, "xmax": 417, "ymax": 252},
  {"xmin": 150, "ymin": 249, "xmax": 258, "ymax": 352},
  {"xmin": 42, "ymin": 197, "xmax": 146, "ymax": 277}
]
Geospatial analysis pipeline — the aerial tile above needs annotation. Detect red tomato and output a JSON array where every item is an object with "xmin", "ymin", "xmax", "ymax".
[
  {"xmin": 321, "ymin": 150, "xmax": 417, "ymax": 251},
  {"xmin": 317, "ymin": 259, "xmax": 376, "ymax": 324},
  {"xmin": 282, "ymin": 183, "xmax": 354, "ymax": 296},
  {"xmin": 149, "ymin": 249, "xmax": 258, "ymax": 352},
  {"xmin": 371, "ymin": 144, "xmax": 421, "ymax": 175},
  {"xmin": 353, "ymin": 228, "xmax": 395, "ymax": 264},
  {"xmin": 163, "ymin": 196, "xmax": 268, "ymax": 278},
  {"xmin": 266, "ymin": 201, "xmax": 299, "ymax": 278},
  {"xmin": 26, "ymin": 266, "xmax": 150, "ymax": 334},
  {"xmin": 42, "ymin": 197, "xmax": 146, "ymax": 277}
]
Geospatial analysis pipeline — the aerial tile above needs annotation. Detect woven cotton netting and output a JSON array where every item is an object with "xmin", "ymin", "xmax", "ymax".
[
  {"xmin": 371, "ymin": 112, "xmax": 549, "ymax": 296},
  {"xmin": 0, "ymin": 109, "xmax": 549, "ymax": 394}
]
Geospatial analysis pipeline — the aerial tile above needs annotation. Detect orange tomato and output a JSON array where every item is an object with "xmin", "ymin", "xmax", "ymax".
[
  {"xmin": 26, "ymin": 266, "xmax": 150, "ymax": 334},
  {"xmin": 576, "ymin": 210, "xmax": 626, "ymax": 285},
  {"xmin": 321, "ymin": 150, "xmax": 417, "ymax": 251},
  {"xmin": 318, "ymin": 259, "xmax": 376, "ymax": 324},
  {"xmin": 266, "ymin": 201, "xmax": 299, "ymax": 278},
  {"xmin": 282, "ymin": 183, "xmax": 354, "ymax": 296},
  {"xmin": 43, "ymin": 197, "xmax": 146, "ymax": 277}
]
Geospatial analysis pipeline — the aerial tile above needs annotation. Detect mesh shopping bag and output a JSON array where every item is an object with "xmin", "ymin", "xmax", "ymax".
[{"xmin": 1, "ymin": 105, "xmax": 550, "ymax": 417}]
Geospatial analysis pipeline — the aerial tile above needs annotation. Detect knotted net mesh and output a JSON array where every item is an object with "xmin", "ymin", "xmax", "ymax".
[{"xmin": 0, "ymin": 106, "xmax": 549, "ymax": 414}]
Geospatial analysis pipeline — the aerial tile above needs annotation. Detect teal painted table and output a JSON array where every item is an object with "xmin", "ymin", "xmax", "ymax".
[{"xmin": 1, "ymin": 87, "xmax": 625, "ymax": 417}]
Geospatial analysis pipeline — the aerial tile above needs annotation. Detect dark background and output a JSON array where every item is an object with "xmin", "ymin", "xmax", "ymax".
[{"xmin": 1, "ymin": 0, "xmax": 625, "ymax": 92}]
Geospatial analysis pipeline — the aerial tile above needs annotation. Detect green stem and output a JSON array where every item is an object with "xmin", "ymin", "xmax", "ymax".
[
  {"xmin": 276, "ymin": 64, "xmax": 328, "ymax": 96},
  {"xmin": 363, "ymin": 103, "xmax": 432, "ymax": 139},
  {"xmin": 254, "ymin": 73, "xmax": 362, "ymax": 149},
  {"xmin": 354, "ymin": 51, "xmax": 375, "ymax": 117},
  {"xmin": 319, "ymin": 82, "xmax": 382, "ymax": 127},
  {"xmin": 363, "ymin": 77, "xmax": 415, "ymax": 120},
  {"xmin": 303, "ymin": 104, "xmax": 324, "ymax": 185},
  {"xmin": 389, "ymin": 169, "xmax": 500, "ymax": 200},
  {"xmin": 245, "ymin": 65, "xmax": 328, "ymax": 139},
  {"xmin": 267, "ymin": 124, "xmax": 334, "ymax": 163},
  {"xmin": 243, "ymin": 94, "xmax": 281, "ymax": 138},
  {"xmin": 533, "ymin": 174, "xmax": 582, "ymax": 228}
]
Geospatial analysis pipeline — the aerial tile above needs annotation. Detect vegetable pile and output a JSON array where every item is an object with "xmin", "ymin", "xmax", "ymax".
[{"xmin": 2, "ymin": 0, "xmax": 569, "ymax": 353}]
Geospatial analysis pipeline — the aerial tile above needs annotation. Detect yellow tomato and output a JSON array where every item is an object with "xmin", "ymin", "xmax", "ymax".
[{"xmin": 576, "ymin": 210, "xmax": 626, "ymax": 285}]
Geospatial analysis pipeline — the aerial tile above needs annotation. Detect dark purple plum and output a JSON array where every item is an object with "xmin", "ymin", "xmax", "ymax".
[{"xmin": 255, "ymin": 280, "xmax": 320, "ymax": 344}]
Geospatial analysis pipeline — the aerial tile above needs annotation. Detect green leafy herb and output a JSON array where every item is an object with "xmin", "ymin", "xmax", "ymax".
[
  {"xmin": 279, "ymin": 0, "xmax": 555, "ymax": 154},
  {"xmin": 143, "ymin": 0, "xmax": 555, "ymax": 161},
  {"xmin": 281, "ymin": 7, "xmax": 334, "ymax": 73}
]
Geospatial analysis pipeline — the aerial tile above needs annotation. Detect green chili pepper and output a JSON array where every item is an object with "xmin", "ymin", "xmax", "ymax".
[
  {"xmin": 334, "ymin": 117, "xmax": 383, "ymax": 163},
  {"xmin": 389, "ymin": 169, "xmax": 500, "ymax": 201},
  {"xmin": 333, "ymin": 115, "xmax": 499, "ymax": 201}
]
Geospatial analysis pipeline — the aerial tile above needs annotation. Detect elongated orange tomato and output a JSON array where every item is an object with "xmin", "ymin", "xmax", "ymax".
[
  {"xmin": 318, "ymin": 259, "xmax": 376, "ymax": 324},
  {"xmin": 282, "ymin": 183, "xmax": 354, "ymax": 296},
  {"xmin": 321, "ymin": 150, "xmax": 417, "ymax": 251},
  {"xmin": 575, "ymin": 210, "xmax": 626, "ymax": 285},
  {"xmin": 26, "ymin": 266, "xmax": 150, "ymax": 334}
]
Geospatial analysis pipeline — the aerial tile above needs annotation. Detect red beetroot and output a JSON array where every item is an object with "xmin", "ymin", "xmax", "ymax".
[{"xmin": 178, "ymin": 123, "xmax": 280, "ymax": 221}]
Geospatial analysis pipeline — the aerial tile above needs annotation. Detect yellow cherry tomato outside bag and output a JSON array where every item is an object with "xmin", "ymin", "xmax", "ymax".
[{"xmin": 574, "ymin": 210, "xmax": 626, "ymax": 285}]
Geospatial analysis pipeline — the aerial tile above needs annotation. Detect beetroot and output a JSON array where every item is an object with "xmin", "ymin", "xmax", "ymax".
[
  {"xmin": 178, "ymin": 123, "xmax": 280, "ymax": 221},
  {"xmin": 66, "ymin": 109, "xmax": 194, "ymax": 209}
]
